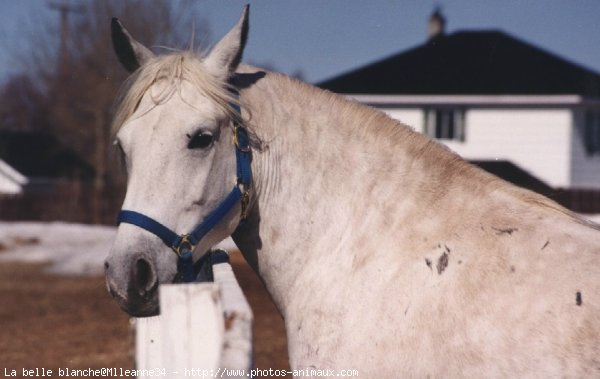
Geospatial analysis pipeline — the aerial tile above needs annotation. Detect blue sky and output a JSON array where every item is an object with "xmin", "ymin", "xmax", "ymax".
[{"xmin": 1, "ymin": 1, "xmax": 600, "ymax": 84}]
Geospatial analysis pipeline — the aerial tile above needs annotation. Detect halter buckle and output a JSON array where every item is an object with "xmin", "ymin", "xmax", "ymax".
[
  {"xmin": 173, "ymin": 234, "xmax": 195, "ymax": 256},
  {"xmin": 233, "ymin": 125, "xmax": 251, "ymax": 153}
]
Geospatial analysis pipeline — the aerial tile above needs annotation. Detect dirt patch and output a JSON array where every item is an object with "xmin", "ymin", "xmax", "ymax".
[
  {"xmin": 12, "ymin": 236, "xmax": 41, "ymax": 246},
  {"xmin": 0, "ymin": 262, "xmax": 132, "ymax": 370},
  {"xmin": 0, "ymin": 236, "xmax": 40, "ymax": 253},
  {"xmin": 0, "ymin": 252, "xmax": 289, "ymax": 375}
]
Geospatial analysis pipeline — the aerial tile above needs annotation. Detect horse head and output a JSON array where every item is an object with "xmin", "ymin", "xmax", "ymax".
[{"xmin": 105, "ymin": 6, "xmax": 250, "ymax": 317}]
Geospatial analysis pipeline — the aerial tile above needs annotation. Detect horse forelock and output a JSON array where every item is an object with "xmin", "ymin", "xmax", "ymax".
[{"xmin": 110, "ymin": 51, "xmax": 242, "ymax": 140}]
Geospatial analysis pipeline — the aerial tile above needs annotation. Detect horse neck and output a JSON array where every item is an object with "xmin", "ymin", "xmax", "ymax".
[
  {"xmin": 242, "ymin": 71, "xmax": 445, "ymax": 204},
  {"xmin": 233, "ymin": 70, "xmax": 503, "ymax": 314}
]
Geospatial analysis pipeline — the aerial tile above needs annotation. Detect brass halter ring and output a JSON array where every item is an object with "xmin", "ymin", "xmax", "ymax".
[{"xmin": 172, "ymin": 234, "xmax": 195, "ymax": 256}]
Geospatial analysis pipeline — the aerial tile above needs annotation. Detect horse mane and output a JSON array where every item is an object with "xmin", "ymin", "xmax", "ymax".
[
  {"xmin": 259, "ymin": 72, "xmax": 594, "ymax": 227},
  {"xmin": 111, "ymin": 51, "xmax": 242, "ymax": 139}
]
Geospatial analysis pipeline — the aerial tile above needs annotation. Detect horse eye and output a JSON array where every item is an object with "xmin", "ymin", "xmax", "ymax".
[{"xmin": 187, "ymin": 132, "xmax": 214, "ymax": 149}]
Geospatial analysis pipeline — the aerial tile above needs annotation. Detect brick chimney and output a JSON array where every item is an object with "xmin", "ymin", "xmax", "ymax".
[{"xmin": 428, "ymin": 7, "xmax": 446, "ymax": 40}]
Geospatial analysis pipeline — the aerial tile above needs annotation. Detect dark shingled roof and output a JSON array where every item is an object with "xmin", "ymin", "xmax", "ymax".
[
  {"xmin": 318, "ymin": 30, "xmax": 600, "ymax": 97},
  {"xmin": 0, "ymin": 131, "xmax": 94, "ymax": 179}
]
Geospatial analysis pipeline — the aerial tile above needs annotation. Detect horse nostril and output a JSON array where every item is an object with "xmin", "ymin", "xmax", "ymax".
[
  {"xmin": 104, "ymin": 261, "xmax": 110, "ymax": 271},
  {"xmin": 134, "ymin": 257, "xmax": 157, "ymax": 297},
  {"xmin": 108, "ymin": 285, "xmax": 118, "ymax": 299}
]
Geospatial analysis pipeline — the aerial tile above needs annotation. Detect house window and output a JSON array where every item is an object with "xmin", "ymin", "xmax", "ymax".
[
  {"xmin": 584, "ymin": 111, "xmax": 600, "ymax": 155},
  {"xmin": 425, "ymin": 108, "xmax": 466, "ymax": 141}
]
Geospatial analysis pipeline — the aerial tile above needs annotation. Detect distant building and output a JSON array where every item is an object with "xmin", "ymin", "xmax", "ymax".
[
  {"xmin": 319, "ymin": 10, "xmax": 600, "ymax": 197},
  {"xmin": 0, "ymin": 130, "xmax": 94, "ymax": 183},
  {"xmin": 0, "ymin": 159, "xmax": 27, "ymax": 195},
  {"xmin": 0, "ymin": 130, "xmax": 96, "ymax": 221}
]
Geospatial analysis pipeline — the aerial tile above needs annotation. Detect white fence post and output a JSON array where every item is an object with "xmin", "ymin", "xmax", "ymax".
[{"xmin": 134, "ymin": 258, "xmax": 254, "ymax": 378}]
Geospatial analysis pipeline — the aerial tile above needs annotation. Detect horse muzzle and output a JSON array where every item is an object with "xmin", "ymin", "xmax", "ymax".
[{"xmin": 104, "ymin": 252, "xmax": 160, "ymax": 317}]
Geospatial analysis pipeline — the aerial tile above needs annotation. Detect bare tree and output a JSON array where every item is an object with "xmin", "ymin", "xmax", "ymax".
[
  {"xmin": 0, "ymin": 75, "xmax": 50, "ymax": 132},
  {"xmin": 5, "ymin": 0, "xmax": 210, "ymax": 223}
]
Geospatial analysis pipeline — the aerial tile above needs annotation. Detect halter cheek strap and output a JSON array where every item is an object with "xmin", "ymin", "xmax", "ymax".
[{"xmin": 116, "ymin": 100, "xmax": 252, "ymax": 283}]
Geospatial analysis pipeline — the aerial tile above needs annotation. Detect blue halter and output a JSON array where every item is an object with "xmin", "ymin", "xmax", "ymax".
[{"xmin": 116, "ymin": 99, "xmax": 251, "ymax": 283}]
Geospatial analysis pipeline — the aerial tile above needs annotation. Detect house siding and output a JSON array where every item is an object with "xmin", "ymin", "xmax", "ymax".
[
  {"xmin": 570, "ymin": 110, "xmax": 600, "ymax": 188},
  {"xmin": 384, "ymin": 109, "xmax": 424, "ymax": 132},
  {"xmin": 384, "ymin": 108, "xmax": 573, "ymax": 188},
  {"xmin": 0, "ymin": 176, "xmax": 22, "ymax": 195},
  {"xmin": 0, "ymin": 159, "xmax": 27, "ymax": 195}
]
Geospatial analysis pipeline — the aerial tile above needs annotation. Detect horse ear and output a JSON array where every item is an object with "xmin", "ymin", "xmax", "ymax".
[
  {"xmin": 111, "ymin": 17, "xmax": 154, "ymax": 72},
  {"xmin": 204, "ymin": 5, "xmax": 249, "ymax": 81}
]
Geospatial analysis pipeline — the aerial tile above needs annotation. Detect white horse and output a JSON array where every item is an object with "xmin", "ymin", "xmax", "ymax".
[{"xmin": 105, "ymin": 7, "xmax": 600, "ymax": 377}]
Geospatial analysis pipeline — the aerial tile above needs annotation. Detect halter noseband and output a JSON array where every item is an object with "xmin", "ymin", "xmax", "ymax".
[{"xmin": 116, "ymin": 96, "xmax": 251, "ymax": 283}]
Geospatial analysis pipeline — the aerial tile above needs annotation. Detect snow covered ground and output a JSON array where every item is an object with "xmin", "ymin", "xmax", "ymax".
[
  {"xmin": 1, "ymin": 215, "xmax": 599, "ymax": 277},
  {"xmin": 0, "ymin": 222, "xmax": 238, "ymax": 276},
  {"xmin": 585, "ymin": 214, "xmax": 600, "ymax": 224}
]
